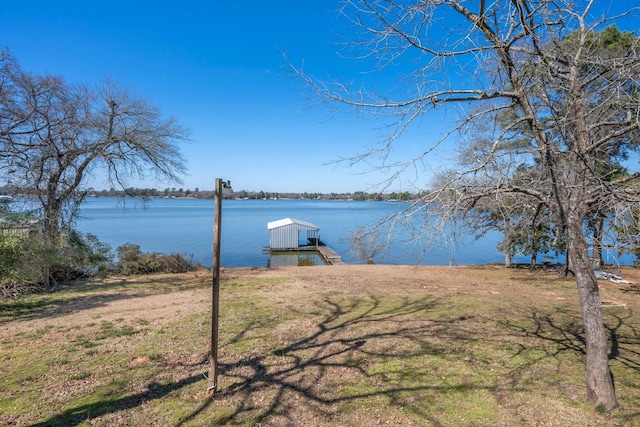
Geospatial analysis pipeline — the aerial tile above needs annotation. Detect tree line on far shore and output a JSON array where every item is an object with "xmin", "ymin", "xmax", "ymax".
[{"xmin": 1, "ymin": 186, "xmax": 417, "ymax": 202}]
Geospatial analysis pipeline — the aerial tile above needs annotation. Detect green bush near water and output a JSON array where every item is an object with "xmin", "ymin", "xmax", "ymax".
[
  {"xmin": 116, "ymin": 243, "xmax": 198, "ymax": 275},
  {"xmin": 1, "ymin": 229, "xmax": 198, "ymax": 297},
  {"xmin": 0, "ymin": 229, "xmax": 113, "ymax": 297}
]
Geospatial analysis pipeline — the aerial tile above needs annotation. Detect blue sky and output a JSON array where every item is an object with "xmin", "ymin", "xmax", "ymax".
[{"xmin": 1, "ymin": 1, "xmax": 638, "ymax": 193}]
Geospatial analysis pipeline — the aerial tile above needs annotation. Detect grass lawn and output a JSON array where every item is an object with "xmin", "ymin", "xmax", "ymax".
[{"xmin": 1, "ymin": 264, "xmax": 639, "ymax": 426}]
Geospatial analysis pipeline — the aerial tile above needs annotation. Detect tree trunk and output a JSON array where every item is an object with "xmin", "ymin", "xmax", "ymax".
[
  {"xmin": 530, "ymin": 244, "xmax": 538, "ymax": 268},
  {"xmin": 530, "ymin": 203, "xmax": 543, "ymax": 268},
  {"xmin": 42, "ymin": 196, "xmax": 60, "ymax": 292},
  {"xmin": 565, "ymin": 217, "xmax": 619, "ymax": 410},
  {"xmin": 42, "ymin": 219, "xmax": 54, "ymax": 292},
  {"xmin": 504, "ymin": 217, "xmax": 512, "ymax": 268},
  {"xmin": 592, "ymin": 214, "xmax": 605, "ymax": 266}
]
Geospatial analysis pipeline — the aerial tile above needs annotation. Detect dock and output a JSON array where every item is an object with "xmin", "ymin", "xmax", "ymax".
[
  {"xmin": 267, "ymin": 240, "xmax": 344, "ymax": 265},
  {"xmin": 317, "ymin": 244, "xmax": 344, "ymax": 265},
  {"xmin": 266, "ymin": 218, "xmax": 343, "ymax": 265},
  {"xmin": 307, "ymin": 238, "xmax": 343, "ymax": 265}
]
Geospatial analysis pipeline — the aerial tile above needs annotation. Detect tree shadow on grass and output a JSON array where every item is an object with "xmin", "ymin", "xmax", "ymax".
[
  {"xmin": 177, "ymin": 294, "xmax": 514, "ymax": 426},
  {"xmin": 501, "ymin": 307, "xmax": 640, "ymax": 370},
  {"xmin": 31, "ymin": 294, "xmax": 469, "ymax": 427},
  {"xmin": 620, "ymin": 283, "xmax": 640, "ymax": 296},
  {"xmin": 30, "ymin": 374, "xmax": 203, "ymax": 427},
  {"xmin": 498, "ymin": 307, "xmax": 640, "ymax": 424},
  {"xmin": 32, "ymin": 292, "xmax": 638, "ymax": 426}
]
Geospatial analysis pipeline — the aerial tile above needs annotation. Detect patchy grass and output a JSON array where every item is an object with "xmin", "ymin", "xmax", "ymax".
[{"xmin": 0, "ymin": 265, "xmax": 639, "ymax": 426}]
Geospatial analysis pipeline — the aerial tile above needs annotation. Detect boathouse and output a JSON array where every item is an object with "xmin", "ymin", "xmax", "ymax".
[{"xmin": 267, "ymin": 218, "xmax": 319, "ymax": 250}]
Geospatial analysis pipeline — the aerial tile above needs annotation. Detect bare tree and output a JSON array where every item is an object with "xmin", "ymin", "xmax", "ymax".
[
  {"xmin": 295, "ymin": 1, "xmax": 640, "ymax": 410},
  {"xmin": 0, "ymin": 50, "xmax": 188, "ymax": 289},
  {"xmin": 350, "ymin": 228, "xmax": 385, "ymax": 264},
  {"xmin": 449, "ymin": 129, "xmax": 562, "ymax": 268}
]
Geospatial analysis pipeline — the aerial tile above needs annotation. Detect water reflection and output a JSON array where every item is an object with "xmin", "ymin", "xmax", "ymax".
[{"xmin": 267, "ymin": 251, "xmax": 328, "ymax": 267}]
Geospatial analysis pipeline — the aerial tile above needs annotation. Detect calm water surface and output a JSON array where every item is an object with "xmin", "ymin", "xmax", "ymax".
[{"xmin": 76, "ymin": 197, "xmax": 626, "ymax": 268}]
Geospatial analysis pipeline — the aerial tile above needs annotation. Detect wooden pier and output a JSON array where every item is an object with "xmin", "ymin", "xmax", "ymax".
[
  {"xmin": 317, "ymin": 244, "xmax": 344, "ymax": 265},
  {"xmin": 307, "ymin": 238, "xmax": 343, "ymax": 265}
]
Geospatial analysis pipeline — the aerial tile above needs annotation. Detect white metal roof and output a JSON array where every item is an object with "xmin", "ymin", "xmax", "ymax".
[{"xmin": 267, "ymin": 217, "xmax": 319, "ymax": 231}]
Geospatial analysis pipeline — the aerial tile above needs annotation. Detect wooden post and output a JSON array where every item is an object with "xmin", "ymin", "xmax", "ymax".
[{"xmin": 207, "ymin": 178, "xmax": 223, "ymax": 396}]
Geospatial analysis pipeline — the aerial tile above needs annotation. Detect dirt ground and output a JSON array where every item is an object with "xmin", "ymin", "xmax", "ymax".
[
  {"xmin": 220, "ymin": 262, "xmax": 640, "ymax": 304},
  {"xmin": 7, "ymin": 263, "xmax": 639, "ymax": 335},
  {"xmin": 0, "ymin": 264, "xmax": 528, "ymax": 335}
]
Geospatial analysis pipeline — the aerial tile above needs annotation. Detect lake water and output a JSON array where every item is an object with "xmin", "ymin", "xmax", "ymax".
[{"xmin": 75, "ymin": 197, "xmax": 630, "ymax": 268}]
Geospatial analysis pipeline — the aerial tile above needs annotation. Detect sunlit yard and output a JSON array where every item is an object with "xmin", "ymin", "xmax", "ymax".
[{"xmin": 1, "ymin": 265, "xmax": 639, "ymax": 426}]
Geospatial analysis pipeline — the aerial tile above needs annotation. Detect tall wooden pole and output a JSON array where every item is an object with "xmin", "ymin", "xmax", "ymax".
[{"xmin": 207, "ymin": 178, "xmax": 223, "ymax": 396}]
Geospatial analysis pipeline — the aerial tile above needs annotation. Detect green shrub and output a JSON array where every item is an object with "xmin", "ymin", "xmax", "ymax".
[
  {"xmin": 0, "ymin": 229, "xmax": 114, "ymax": 297},
  {"xmin": 49, "ymin": 229, "xmax": 114, "ymax": 281},
  {"xmin": 0, "ymin": 236, "xmax": 20, "ymax": 277},
  {"xmin": 0, "ymin": 233, "xmax": 47, "ymax": 297},
  {"xmin": 116, "ymin": 243, "xmax": 198, "ymax": 275}
]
